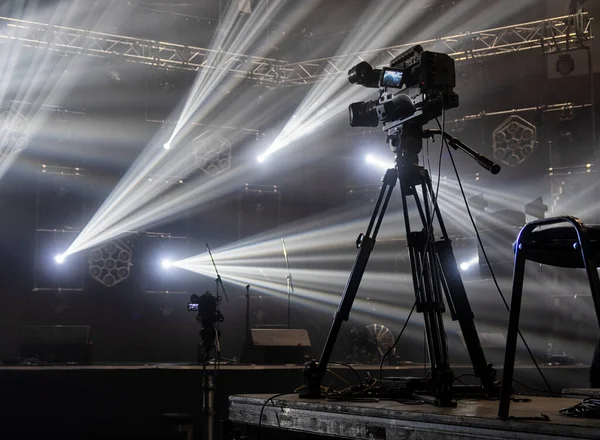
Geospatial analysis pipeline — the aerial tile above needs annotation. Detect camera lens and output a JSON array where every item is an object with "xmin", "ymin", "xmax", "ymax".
[{"xmin": 349, "ymin": 101, "xmax": 379, "ymax": 127}]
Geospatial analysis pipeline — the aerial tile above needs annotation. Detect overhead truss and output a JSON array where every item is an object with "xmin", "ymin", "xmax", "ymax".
[
  {"xmin": 0, "ymin": 16, "xmax": 283, "ymax": 83},
  {"xmin": 0, "ymin": 13, "xmax": 592, "ymax": 86},
  {"xmin": 281, "ymin": 13, "xmax": 593, "ymax": 85}
]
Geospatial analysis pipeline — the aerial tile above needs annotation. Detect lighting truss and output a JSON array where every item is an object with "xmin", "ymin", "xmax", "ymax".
[
  {"xmin": 0, "ymin": 13, "xmax": 592, "ymax": 87},
  {"xmin": 445, "ymin": 102, "xmax": 592, "ymax": 123},
  {"xmin": 280, "ymin": 13, "xmax": 593, "ymax": 85},
  {"xmin": 147, "ymin": 118, "xmax": 261, "ymax": 136},
  {"xmin": 0, "ymin": 16, "xmax": 283, "ymax": 83}
]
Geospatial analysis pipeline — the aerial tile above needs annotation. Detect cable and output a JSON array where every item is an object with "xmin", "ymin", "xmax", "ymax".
[
  {"xmin": 329, "ymin": 361, "xmax": 363, "ymax": 387},
  {"xmin": 257, "ymin": 392, "xmax": 296, "ymax": 440},
  {"xmin": 435, "ymin": 108, "xmax": 446, "ymax": 202},
  {"xmin": 439, "ymin": 123, "xmax": 554, "ymax": 396},
  {"xmin": 560, "ymin": 397, "xmax": 600, "ymax": 417},
  {"xmin": 453, "ymin": 373, "xmax": 477, "ymax": 385},
  {"xmin": 512, "ymin": 379, "xmax": 553, "ymax": 395},
  {"xmin": 379, "ymin": 301, "xmax": 417, "ymax": 382},
  {"xmin": 327, "ymin": 368, "xmax": 354, "ymax": 389}
]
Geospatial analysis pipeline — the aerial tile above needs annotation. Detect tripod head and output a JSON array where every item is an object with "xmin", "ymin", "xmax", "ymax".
[
  {"xmin": 386, "ymin": 123, "xmax": 501, "ymax": 177},
  {"xmin": 387, "ymin": 123, "xmax": 423, "ymax": 171}
]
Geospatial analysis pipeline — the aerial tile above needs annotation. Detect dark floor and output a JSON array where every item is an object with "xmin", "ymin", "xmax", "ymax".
[{"xmin": 0, "ymin": 362, "xmax": 591, "ymax": 440}]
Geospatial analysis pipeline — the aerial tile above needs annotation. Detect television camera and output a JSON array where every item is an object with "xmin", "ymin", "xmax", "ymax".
[
  {"xmin": 188, "ymin": 291, "xmax": 224, "ymax": 358},
  {"xmin": 302, "ymin": 45, "xmax": 501, "ymax": 405},
  {"xmin": 348, "ymin": 44, "xmax": 458, "ymax": 133}
]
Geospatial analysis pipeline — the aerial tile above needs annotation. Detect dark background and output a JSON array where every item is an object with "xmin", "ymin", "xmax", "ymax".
[{"xmin": 0, "ymin": 0, "xmax": 598, "ymax": 366}]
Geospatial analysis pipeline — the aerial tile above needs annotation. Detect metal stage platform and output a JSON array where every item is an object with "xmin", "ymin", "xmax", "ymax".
[
  {"xmin": 228, "ymin": 393, "xmax": 600, "ymax": 440},
  {"xmin": 0, "ymin": 362, "xmax": 593, "ymax": 439}
]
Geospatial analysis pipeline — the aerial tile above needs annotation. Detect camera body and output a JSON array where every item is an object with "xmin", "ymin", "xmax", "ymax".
[
  {"xmin": 188, "ymin": 291, "xmax": 224, "ymax": 325},
  {"xmin": 348, "ymin": 45, "xmax": 458, "ymax": 130}
]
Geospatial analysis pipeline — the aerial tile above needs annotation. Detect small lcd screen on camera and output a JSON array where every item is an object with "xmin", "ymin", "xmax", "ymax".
[
  {"xmin": 380, "ymin": 68, "xmax": 404, "ymax": 88},
  {"xmin": 187, "ymin": 303, "xmax": 199, "ymax": 312}
]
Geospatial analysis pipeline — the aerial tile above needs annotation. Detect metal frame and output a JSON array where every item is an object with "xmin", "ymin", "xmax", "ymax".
[
  {"xmin": 0, "ymin": 13, "xmax": 592, "ymax": 86},
  {"xmin": 0, "ymin": 16, "xmax": 283, "ymax": 83},
  {"xmin": 280, "ymin": 13, "xmax": 593, "ymax": 85},
  {"xmin": 498, "ymin": 216, "xmax": 600, "ymax": 419}
]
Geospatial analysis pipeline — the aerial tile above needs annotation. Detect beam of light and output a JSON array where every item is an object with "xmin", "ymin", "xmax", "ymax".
[
  {"xmin": 173, "ymin": 253, "xmax": 418, "ymax": 323},
  {"xmin": 0, "ymin": 3, "xmax": 126, "ymax": 181},
  {"xmin": 365, "ymin": 154, "xmax": 394, "ymax": 171},
  {"xmin": 459, "ymin": 256, "xmax": 479, "ymax": 272},
  {"xmin": 62, "ymin": 0, "xmax": 319, "ymax": 257},
  {"xmin": 54, "ymin": 254, "xmax": 66, "ymax": 264},
  {"xmin": 167, "ymin": 0, "xmax": 317, "ymax": 146},
  {"xmin": 64, "ymin": 161, "xmax": 252, "ymax": 256},
  {"xmin": 161, "ymin": 258, "xmax": 172, "ymax": 270},
  {"xmin": 257, "ymin": 0, "xmax": 542, "ymax": 162}
]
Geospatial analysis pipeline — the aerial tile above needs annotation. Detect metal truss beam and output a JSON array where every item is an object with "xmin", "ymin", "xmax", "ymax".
[
  {"xmin": 0, "ymin": 16, "xmax": 283, "ymax": 83},
  {"xmin": 146, "ymin": 118, "xmax": 261, "ymax": 136},
  {"xmin": 446, "ymin": 102, "xmax": 592, "ymax": 124},
  {"xmin": 281, "ymin": 13, "xmax": 593, "ymax": 85},
  {"xmin": 0, "ymin": 13, "xmax": 592, "ymax": 87}
]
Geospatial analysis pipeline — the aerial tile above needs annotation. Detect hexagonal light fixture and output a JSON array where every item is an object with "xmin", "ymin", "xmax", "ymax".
[
  {"xmin": 492, "ymin": 115, "xmax": 537, "ymax": 167},
  {"xmin": 193, "ymin": 132, "xmax": 231, "ymax": 176},
  {"xmin": 88, "ymin": 239, "xmax": 132, "ymax": 287}
]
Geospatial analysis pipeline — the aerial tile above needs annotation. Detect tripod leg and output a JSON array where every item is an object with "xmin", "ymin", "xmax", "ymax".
[
  {"xmin": 304, "ymin": 169, "xmax": 398, "ymax": 397},
  {"xmin": 399, "ymin": 174, "xmax": 454, "ymax": 405},
  {"xmin": 422, "ymin": 170, "xmax": 497, "ymax": 394},
  {"xmin": 436, "ymin": 241, "xmax": 497, "ymax": 391}
]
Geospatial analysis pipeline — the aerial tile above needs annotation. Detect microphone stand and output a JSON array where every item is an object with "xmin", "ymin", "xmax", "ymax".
[
  {"xmin": 282, "ymin": 238, "xmax": 294, "ymax": 329},
  {"xmin": 245, "ymin": 284, "xmax": 251, "ymax": 341},
  {"xmin": 206, "ymin": 242, "xmax": 229, "ymax": 303},
  {"xmin": 205, "ymin": 243, "xmax": 228, "ymax": 364},
  {"xmin": 202, "ymin": 243, "xmax": 230, "ymax": 440}
]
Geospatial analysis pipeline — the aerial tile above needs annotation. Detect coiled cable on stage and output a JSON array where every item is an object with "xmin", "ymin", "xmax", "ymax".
[{"xmin": 560, "ymin": 398, "xmax": 600, "ymax": 418}]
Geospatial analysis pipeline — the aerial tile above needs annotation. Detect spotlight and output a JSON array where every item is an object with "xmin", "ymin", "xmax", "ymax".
[
  {"xmin": 257, "ymin": 155, "xmax": 266, "ymax": 163},
  {"xmin": 459, "ymin": 256, "xmax": 479, "ymax": 271},
  {"xmin": 556, "ymin": 53, "xmax": 575, "ymax": 76},
  {"xmin": 163, "ymin": 142, "xmax": 172, "ymax": 150},
  {"xmin": 492, "ymin": 115, "xmax": 536, "ymax": 167},
  {"xmin": 54, "ymin": 254, "xmax": 66, "ymax": 264},
  {"xmin": 161, "ymin": 259, "xmax": 172, "ymax": 269},
  {"xmin": 89, "ymin": 240, "xmax": 132, "ymax": 287}
]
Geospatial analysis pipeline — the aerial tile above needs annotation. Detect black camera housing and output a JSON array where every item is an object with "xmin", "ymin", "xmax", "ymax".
[{"xmin": 348, "ymin": 45, "xmax": 458, "ymax": 129}]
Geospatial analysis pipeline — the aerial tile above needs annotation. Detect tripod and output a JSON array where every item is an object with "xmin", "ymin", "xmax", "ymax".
[{"xmin": 304, "ymin": 122, "xmax": 498, "ymax": 405}]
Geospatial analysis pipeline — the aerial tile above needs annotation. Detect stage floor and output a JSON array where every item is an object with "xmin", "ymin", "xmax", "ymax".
[
  {"xmin": 0, "ymin": 362, "xmax": 593, "ymax": 439},
  {"xmin": 229, "ymin": 393, "xmax": 600, "ymax": 440}
]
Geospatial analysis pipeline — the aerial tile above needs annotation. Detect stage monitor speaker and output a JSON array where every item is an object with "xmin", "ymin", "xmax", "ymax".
[
  {"xmin": 242, "ymin": 328, "xmax": 311, "ymax": 364},
  {"xmin": 20, "ymin": 325, "xmax": 93, "ymax": 364}
]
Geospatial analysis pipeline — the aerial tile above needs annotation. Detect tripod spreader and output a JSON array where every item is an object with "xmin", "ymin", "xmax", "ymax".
[{"xmin": 424, "ymin": 129, "xmax": 501, "ymax": 175}]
